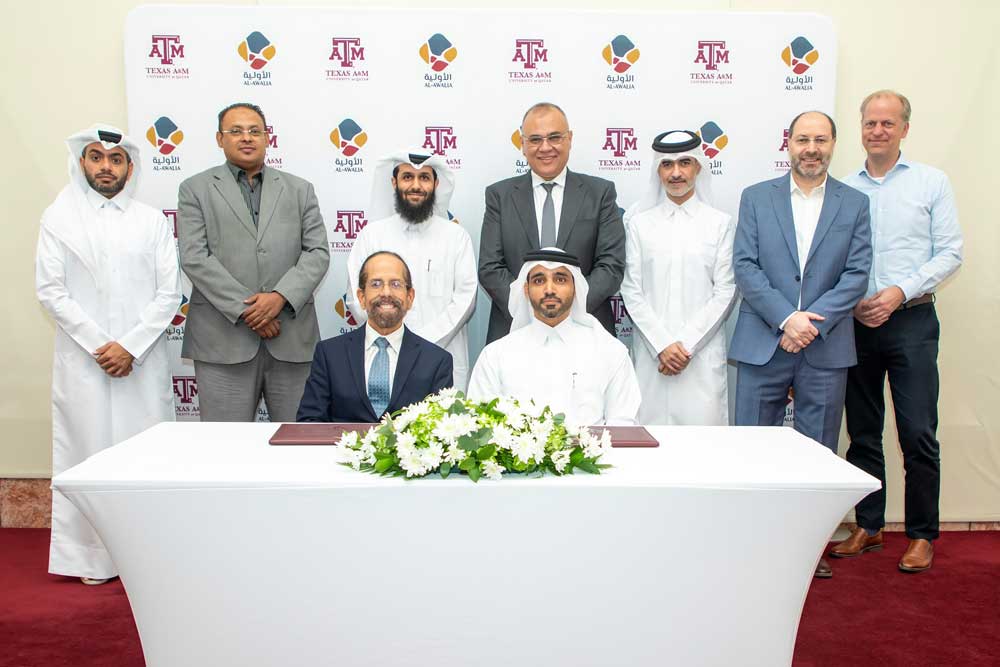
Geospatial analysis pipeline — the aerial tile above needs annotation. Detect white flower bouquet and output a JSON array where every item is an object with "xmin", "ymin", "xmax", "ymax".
[{"xmin": 336, "ymin": 388, "xmax": 612, "ymax": 481}]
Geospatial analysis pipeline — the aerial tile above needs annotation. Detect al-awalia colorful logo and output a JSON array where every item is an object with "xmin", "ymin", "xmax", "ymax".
[
  {"xmin": 238, "ymin": 31, "xmax": 276, "ymax": 70},
  {"xmin": 335, "ymin": 295, "xmax": 358, "ymax": 326},
  {"xmin": 330, "ymin": 118, "xmax": 367, "ymax": 157},
  {"xmin": 419, "ymin": 33, "xmax": 457, "ymax": 72},
  {"xmin": 782, "ymin": 36, "xmax": 818, "ymax": 75},
  {"xmin": 603, "ymin": 35, "xmax": 640, "ymax": 73},
  {"xmin": 146, "ymin": 117, "xmax": 183, "ymax": 155},
  {"xmin": 698, "ymin": 121, "xmax": 728, "ymax": 159},
  {"xmin": 510, "ymin": 129, "xmax": 522, "ymax": 151},
  {"xmin": 171, "ymin": 294, "xmax": 189, "ymax": 326}
]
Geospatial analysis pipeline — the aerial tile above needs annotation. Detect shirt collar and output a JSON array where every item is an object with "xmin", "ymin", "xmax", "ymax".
[
  {"xmin": 531, "ymin": 167, "xmax": 568, "ymax": 190},
  {"xmin": 858, "ymin": 152, "xmax": 911, "ymax": 181},
  {"xmin": 790, "ymin": 174, "xmax": 827, "ymax": 199},
  {"xmin": 528, "ymin": 314, "xmax": 577, "ymax": 342},
  {"xmin": 85, "ymin": 186, "xmax": 130, "ymax": 212},
  {"xmin": 226, "ymin": 161, "xmax": 265, "ymax": 182},
  {"xmin": 661, "ymin": 194, "xmax": 700, "ymax": 218},
  {"xmin": 365, "ymin": 322, "xmax": 405, "ymax": 352}
]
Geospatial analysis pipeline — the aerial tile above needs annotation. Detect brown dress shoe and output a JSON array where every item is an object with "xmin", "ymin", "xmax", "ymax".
[
  {"xmin": 898, "ymin": 538, "xmax": 934, "ymax": 573},
  {"xmin": 829, "ymin": 527, "xmax": 883, "ymax": 558},
  {"xmin": 814, "ymin": 557, "xmax": 832, "ymax": 578}
]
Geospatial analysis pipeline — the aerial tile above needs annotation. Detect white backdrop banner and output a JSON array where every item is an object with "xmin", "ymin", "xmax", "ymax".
[{"xmin": 124, "ymin": 6, "xmax": 836, "ymax": 421}]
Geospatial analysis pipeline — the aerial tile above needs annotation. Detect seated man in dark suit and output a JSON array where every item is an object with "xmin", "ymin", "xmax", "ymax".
[{"xmin": 297, "ymin": 251, "xmax": 453, "ymax": 422}]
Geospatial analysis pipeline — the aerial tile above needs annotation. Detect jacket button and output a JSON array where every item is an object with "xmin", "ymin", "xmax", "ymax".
[{"xmin": 794, "ymin": 275, "xmax": 801, "ymax": 282}]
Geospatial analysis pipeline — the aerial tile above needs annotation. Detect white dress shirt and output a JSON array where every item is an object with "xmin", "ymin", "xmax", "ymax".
[
  {"xmin": 783, "ymin": 175, "xmax": 827, "ymax": 324},
  {"xmin": 467, "ymin": 316, "xmax": 641, "ymax": 426},
  {"xmin": 530, "ymin": 167, "xmax": 568, "ymax": 241},
  {"xmin": 364, "ymin": 323, "xmax": 405, "ymax": 396}
]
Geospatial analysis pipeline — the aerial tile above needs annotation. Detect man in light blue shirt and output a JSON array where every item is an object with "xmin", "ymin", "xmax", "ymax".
[{"xmin": 830, "ymin": 91, "xmax": 963, "ymax": 574}]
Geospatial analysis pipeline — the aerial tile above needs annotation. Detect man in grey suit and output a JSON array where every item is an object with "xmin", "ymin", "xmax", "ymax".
[
  {"xmin": 730, "ymin": 111, "xmax": 871, "ymax": 578},
  {"xmin": 478, "ymin": 102, "xmax": 625, "ymax": 343},
  {"xmin": 178, "ymin": 103, "xmax": 330, "ymax": 422}
]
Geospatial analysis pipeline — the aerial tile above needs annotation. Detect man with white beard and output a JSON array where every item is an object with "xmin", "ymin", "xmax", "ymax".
[
  {"xmin": 347, "ymin": 150, "xmax": 477, "ymax": 391},
  {"xmin": 620, "ymin": 130, "xmax": 737, "ymax": 425},
  {"xmin": 36, "ymin": 124, "xmax": 181, "ymax": 584}
]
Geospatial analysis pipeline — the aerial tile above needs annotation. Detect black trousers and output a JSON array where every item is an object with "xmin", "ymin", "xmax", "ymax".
[{"xmin": 844, "ymin": 303, "xmax": 941, "ymax": 540}]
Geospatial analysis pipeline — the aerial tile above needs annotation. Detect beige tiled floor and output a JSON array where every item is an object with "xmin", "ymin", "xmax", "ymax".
[{"xmin": 0, "ymin": 479, "xmax": 51, "ymax": 528}]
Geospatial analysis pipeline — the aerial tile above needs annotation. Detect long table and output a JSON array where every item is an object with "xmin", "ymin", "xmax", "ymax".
[{"xmin": 52, "ymin": 422, "xmax": 878, "ymax": 666}]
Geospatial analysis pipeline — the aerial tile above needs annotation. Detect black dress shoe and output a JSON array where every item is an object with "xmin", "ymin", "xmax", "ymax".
[{"xmin": 814, "ymin": 557, "xmax": 832, "ymax": 578}]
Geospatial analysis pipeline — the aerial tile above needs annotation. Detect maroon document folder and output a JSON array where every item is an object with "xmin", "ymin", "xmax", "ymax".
[
  {"xmin": 268, "ymin": 423, "xmax": 377, "ymax": 446},
  {"xmin": 590, "ymin": 426, "xmax": 660, "ymax": 448}
]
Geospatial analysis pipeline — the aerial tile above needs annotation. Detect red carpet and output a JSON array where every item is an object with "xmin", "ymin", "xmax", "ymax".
[{"xmin": 2, "ymin": 528, "xmax": 998, "ymax": 666}]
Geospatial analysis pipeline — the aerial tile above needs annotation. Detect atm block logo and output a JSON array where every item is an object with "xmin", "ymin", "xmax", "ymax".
[
  {"xmin": 335, "ymin": 295, "xmax": 359, "ymax": 326},
  {"xmin": 172, "ymin": 376, "xmax": 198, "ymax": 405},
  {"xmin": 419, "ymin": 33, "xmax": 457, "ymax": 72},
  {"xmin": 330, "ymin": 37, "xmax": 365, "ymax": 67},
  {"xmin": 238, "ymin": 31, "xmax": 276, "ymax": 70},
  {"xmin": 146, "ymin": 117, "xmax": 183, "ymax": 155},
  {"xmin": 149, "ymin": 35, "xmax": 184, "ymax": 64},
  {"xmin": 330, "ymin": 119, "xmax": 368, "ymax": 157},
  {"xmin": 781, "ymin": 36, "xmax": 818, "ymax": 75},
  {"xmin": 698, "ymin": 121, "xmax": 728, "ymax": 159},
  {"xmin": 602, "ymin": 35, "xmax": 640, "ymax": 73}
]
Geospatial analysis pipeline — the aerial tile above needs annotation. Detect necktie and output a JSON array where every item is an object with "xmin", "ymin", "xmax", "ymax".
[
  {"xmin": 540, "ymin": 182, "xmax": 556, "ymax": 247},
  {"xmin": 368, "ymin": 337, "xmax": 390, "ymax": 417}
]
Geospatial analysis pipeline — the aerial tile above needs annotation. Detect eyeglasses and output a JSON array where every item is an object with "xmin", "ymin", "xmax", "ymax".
[
  {"xmin": 221, "ymin": 128, "xmax": 266, "ymax": 138},
  {"xmin": 523, "ymin": 132, "xmax": 569, "ymax": 147},
  {"xmin": 366, "ymin": 279, "xmax": 407, "ymax": 292}
]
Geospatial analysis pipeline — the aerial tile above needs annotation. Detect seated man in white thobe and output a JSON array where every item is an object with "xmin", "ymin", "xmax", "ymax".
[
  {"xmin": 36, "ymin": 125, "xmax": 182, "ymax": 585},
  {"xmin": 468, "ymin": 248, "xmax": 640, "ymax": 425},
  {"xmin": 620, "ymin": 130, "xmax": 737, "ymax": 425},
  {"xmin": 347, "ymin": 149, "xmax": 477, "ymax": 390}
]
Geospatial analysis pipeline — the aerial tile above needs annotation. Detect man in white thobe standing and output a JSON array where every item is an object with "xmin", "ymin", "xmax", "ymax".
[
  {"xmin": 620, "ymin": 130, "xmax": 737, "ymax": 425},
  {"xmin": 468, "ymin": 248, "xmax": 640, "ymax": 425},
  {"xmin": 347, "ymin": 150, "xmax": 476, "ymax": 390},
  {"xmin": 36, "ymin": 125, "xmax": 182, "ymax": 584}
]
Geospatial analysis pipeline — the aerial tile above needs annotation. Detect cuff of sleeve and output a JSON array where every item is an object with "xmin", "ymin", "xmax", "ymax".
[
  {"xmin": 896, "ymin": 280, "xmax": 920, "ymax": 302},
  {"xmin": 779, "ymin": 311, "xmax": 796, "ymax": 332}
]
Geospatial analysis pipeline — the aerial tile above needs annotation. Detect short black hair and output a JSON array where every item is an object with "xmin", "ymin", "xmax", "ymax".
[
  {"xmin": 359, "ymin": 251, "xmax": 413, "ymax": 290},
  {"xmin": 217, "ymin": 102, "xmax": 267, "ymax": 131},
  {"xmin": 788, "ymin": 110, "xmax": 837, "ymax": 140}
]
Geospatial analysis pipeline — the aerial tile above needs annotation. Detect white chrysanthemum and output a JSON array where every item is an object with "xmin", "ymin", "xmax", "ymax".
[
  {"xmin": 392, "ymin": 409, "xmax": 416, "ymax": 431},
  {"xmin": 495, "ymin": 397, "xmax": 524, "ymax": 423},
  {"xmin": 583, "ymin": 429, "xmax": 610, "ymax": 459},
  {"xmin": 530, "ymin": 417, "xmax": 554, "ymax": 442},
  {"xmin": 420, "ymin": 441, "xmax": 445, "ymax": 470},
  {"xmin": 357, "ymin": 442, "xmax": 377, "ymax": 465},
  {"xmin": 395, "ymin": 431, "xmax": 417, "ymax": 450},
  {"xmin": 565, "ymin": 423, "xmax": 583, "ymax": 438},
  {"xmin": 481, "ymin": 459, "xmax": 505, "ymax": 481},
  {"xmin": 511, "ymin": 432, "xmax": 544, "ymax": 465},
  {"xmin": 521, "ymin": 398, "xmax": 545, "ymax": 420},
  {"xmin": 444, "ymin": 445, "xmax": 468, "ymax": 464},
  {"xmin": 361, "ymin": 428, "xmax": 380, "ymax": 446},
  {"xmin": 433, "ymin": 412, "xmax": 479, "ymax": 443},
  {"xmin": 399, "ymin": 449, "xmax": 430, "ymax": 477},
  {"xmin": 339, "ymin": 430, "xmax": 360, "ymax": 448},
  {"xmin": 434, "ymin": 387, "xmax": 460, "ymax": 410},
  {"xmin": 550, "ymin": 449, "xmax": 571, "ymax": 473},
  {"xmin": 490, "ymin": 424, "xmax": 517, "ymax": 451}
]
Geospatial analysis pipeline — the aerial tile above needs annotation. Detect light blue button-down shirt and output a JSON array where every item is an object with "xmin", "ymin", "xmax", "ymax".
[{"xmin": 843, "ymin": 155, "xmax": 962, "ymax": 300}]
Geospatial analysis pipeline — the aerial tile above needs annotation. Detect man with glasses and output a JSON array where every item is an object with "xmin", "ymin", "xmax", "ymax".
[
  {"xmin": 178, "ymin": 102, "xmax": 330, "ymax": 422},
  {"xmin": 479, "ymin": 102, "xmax": 625, "ymax": 343},
  {"xmin": 297, "ymin": 251, "xmax": 453, "ymax": 422}
]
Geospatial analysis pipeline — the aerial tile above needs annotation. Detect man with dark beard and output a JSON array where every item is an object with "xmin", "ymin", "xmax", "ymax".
[
  {"xmin": 347, "ymin": 150, "xmax": 476, "ymax": 390},
  {"xmin": 297, "ymin": 251, "xmax": 453, "ymax": 422}
]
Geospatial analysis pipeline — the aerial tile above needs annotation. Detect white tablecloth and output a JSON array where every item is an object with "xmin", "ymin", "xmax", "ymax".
[{"xmin": 53, "ymin": 423, "xmax": 878, "ymax": 667}]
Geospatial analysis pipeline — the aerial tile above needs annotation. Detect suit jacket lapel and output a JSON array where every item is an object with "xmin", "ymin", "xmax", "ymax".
[
  {"xmin": 511, "ymin": 173, "xmax": 539, "ymax": 249},
  {"xmin": 805, "ymin": 179, "xmax": 844, "ymax": 267},
  {"xmin": 347, "ymin": 327, "xmax": 377, "ymax": 421},
  {"xmin": 211, "ymin": 165, "xmax": 257, "ymax": 239},
  {"xmin": 389, "ymin": 328, "xmax": 420, "ymax": 409},
  {"xmin": 770, "ymin": 174, "xmax": 800, "ymax": 273},
  {"xmin": 257, "ymin": 169, "xmax": 283, "ymax": 242},
  {"xmin": 556, "ymin": 170, "xmax": 583, "ymax": 249}
]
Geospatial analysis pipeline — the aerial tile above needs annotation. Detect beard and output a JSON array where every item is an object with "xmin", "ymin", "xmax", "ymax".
[
  {"xmin": 85, "ymin": 170, "xmax": 128, "ymax": 197},
  {"xmin": 532, "ymin": 294, "xmax": 572, "ymax": 321},
  {"xmin": 790, "ymin": 151, "xmax": 830, "ymax": 181},
  {"xmin": 394, "ymin": 186, "xmax": 436, "ymax": 224},
  {"xmin": 367, "ymin": 295, "xmax": 406, "ymax": 331}
]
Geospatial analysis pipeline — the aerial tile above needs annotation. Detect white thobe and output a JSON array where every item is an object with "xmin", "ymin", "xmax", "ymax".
[
  {"xmin": 620, "ymin": 198, "xmax": 737, "ymax": 425},
  {"xmin": 467, "ymin": 317, "xmax": 641, "ymax": 426},
  {"xmin": 347, "ymin": 214, "xmax": 477, "ymax": 391},
  {"xmin": 36, "ymin": 187, "xmax": 181, "ymax": 579}
]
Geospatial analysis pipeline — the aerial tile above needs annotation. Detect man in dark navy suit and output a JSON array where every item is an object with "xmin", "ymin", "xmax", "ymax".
[{"xmin": 296, "ymin": 251, "xmax": 453, "ymax": 422}]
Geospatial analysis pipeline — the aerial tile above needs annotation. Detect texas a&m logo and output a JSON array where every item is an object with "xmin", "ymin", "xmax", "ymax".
[
  {"xmin": 146, "ymin": 35, "xmax": 188, "ymax": 79},
  {"xmin": 330, "ymin": 210, "xmax": 368, "ymax": 253},
  {"xmin": 423, "ymin": 126, "xmax": 462, "ymax": 169},
  {"xmin": 598, "ymin": 128, "xmax": 641, "ymax": 172},
  {"xmin": 690, "ymin": 40, "xmax": 733, "ymax": 84},
  {"xmin": 327, "ymin": 37, "xmax": 369, "ymax": 81},
  {"xmin": 509, "ymin": 39, "xmax": 552, "ymax": 83}
]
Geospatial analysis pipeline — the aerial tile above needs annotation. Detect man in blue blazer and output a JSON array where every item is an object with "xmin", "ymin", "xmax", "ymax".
[{"xmin": 297, "ymin": 251, "xmax": 453, "ymax": 422}]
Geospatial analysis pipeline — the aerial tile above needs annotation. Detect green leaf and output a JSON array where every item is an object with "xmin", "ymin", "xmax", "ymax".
[
  {"xmin": 570, "ymin": 447, "xmax": 585, "ymax": 465},
  {"xmin": 467, "ymin": 465, "xmax": 482, "ymax": 483},
  {"xmin": 448, "ymin": 401, "xmax": 467, "ymax": 415},
  {"xmin": 457, "ymin": 434, "xmax": 478, "ymax": 451},
  {"xmin": 552, "ymin": 413, "xmax": 565, "ymax": 425},
  {"xmin": 459, "ymin": 456, "xmax": 477, "ymax": 472},
  {"xmin": 373, "ymin": 456, "xmax": 395, "ymax": 474},
  {"xmin": 476, "ymin": 444, "xmax": 496, "ymax": 461},
  {"xmin": 576, "ymin": 460, "xmax": 600, "ymax": 474},
  {"xmin": 440, "ymin": 462, "xmax": 452, "ymax": 478}
]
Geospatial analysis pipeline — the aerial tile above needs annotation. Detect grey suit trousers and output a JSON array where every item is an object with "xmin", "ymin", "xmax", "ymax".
[{"xmin": 195, "ymin": 346, "xmax": 310, "ymax": 423}]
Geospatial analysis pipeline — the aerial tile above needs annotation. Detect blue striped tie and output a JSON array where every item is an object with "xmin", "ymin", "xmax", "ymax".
[{"xmin": 368, "ymin": 337, "xmax": 390, "ymax": 417}]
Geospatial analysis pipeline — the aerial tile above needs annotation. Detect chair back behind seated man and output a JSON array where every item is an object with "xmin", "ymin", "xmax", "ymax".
[{"xmin": 297, "ymin": 251, "xmax": 453, "ymax": 422}]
